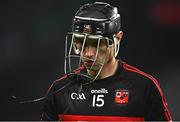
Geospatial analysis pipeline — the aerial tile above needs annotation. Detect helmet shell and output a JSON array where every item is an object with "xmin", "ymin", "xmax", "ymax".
[{"xmin": 72, "ymin": 2, "xmax": 121, "ymax": 38}]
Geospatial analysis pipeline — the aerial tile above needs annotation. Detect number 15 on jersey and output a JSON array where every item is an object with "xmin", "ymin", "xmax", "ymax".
[{"xmin": 92, "ymin": 95, "xmax": 104, "ymax": 107}]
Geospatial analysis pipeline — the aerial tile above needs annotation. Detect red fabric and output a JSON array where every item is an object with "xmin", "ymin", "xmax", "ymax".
[{"xmin": 59, "ymin": 114, "xmax": 144, "ymax": 121}]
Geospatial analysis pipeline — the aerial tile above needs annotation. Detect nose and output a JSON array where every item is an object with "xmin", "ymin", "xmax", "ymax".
[{"xmin": 83, "ymin": 46, "xmax": 96, "ymax": 58}]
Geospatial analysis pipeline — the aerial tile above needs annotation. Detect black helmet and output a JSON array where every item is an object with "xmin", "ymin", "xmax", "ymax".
[{"xmin": 72, "ymin": 2, "xmax": 121, "ymax": 39}]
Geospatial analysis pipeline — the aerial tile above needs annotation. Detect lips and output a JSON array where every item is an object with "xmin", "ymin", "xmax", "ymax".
[{"xmin": 84, "ymin": 60, "xmax": 94, "ymax": 66}]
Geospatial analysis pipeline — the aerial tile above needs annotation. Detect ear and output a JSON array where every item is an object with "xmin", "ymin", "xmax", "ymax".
[{"xmin": 114, "ymin": 31, "xmax": 123, "ymax": 44}]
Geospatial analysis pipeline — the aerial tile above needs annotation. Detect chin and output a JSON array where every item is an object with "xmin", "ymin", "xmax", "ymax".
[{"xmin": 85, "ymin": 65, "xmax": 101, "ymax": 71}]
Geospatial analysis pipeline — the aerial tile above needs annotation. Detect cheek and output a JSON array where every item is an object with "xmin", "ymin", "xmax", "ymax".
[
  {"xmin": 98, "ymin": 45, "xmax": 108, "ymax": 53},
  {"xmin": 99, "ymin": 46, "xmax": 109, "ymax": 55},
  {"xmin": 101, "ymin": 47, "xmax": 114, "ymax": 61},
  {"xmin": 97, "ymin": 47, "xmax": 110, "ymax": 60}
]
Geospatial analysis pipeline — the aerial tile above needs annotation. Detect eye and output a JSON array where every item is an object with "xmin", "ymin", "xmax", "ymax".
[
  {"xmin": 87, "ymin": 39, "xmax": 98, "ymax": 47},
  {"xmin": 100, "ymin": 39, "xmax": 108, "ymax": 46},
  {"xmin": 85, "ymin": 38, "xmax": 108, "ymax": 47},
  {"xmin": 72, "ymin": 34, "xmax": 109, "ymax": 52}
]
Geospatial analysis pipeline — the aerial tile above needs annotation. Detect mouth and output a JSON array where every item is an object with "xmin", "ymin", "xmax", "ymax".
[{"xmin": 84, "ymin": 60, "xmax": 94, "ymax": 66}]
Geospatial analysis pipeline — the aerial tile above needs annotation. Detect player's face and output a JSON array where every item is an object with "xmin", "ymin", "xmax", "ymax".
[{"xmin": 73, "ymin": 35, "xmax": 113, "ymax": 71}]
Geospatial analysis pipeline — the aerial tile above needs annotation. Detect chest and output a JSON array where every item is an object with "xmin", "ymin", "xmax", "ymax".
[{"xmin": 59, "ymin": 80, "xmax": 146, "ymax": 116}]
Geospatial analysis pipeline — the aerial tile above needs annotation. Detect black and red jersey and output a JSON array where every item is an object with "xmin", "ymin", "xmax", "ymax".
[{"xmin": 41, "ymin": 61, "xmax": 171, "ymax": 121}]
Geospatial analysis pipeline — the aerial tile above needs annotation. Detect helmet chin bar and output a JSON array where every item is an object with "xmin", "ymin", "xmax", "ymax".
[{"xmin": 64, "ymin": 32, "xmax": 110, "ymax": 84}]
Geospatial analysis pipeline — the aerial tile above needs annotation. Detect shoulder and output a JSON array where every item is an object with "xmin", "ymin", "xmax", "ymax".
[
  {"xmin": 121, "ymin": 62, "xmax": 167, "ymax": 111},
  {"xmin": 121, "ymin": 62, "xmax": 172, "ymax": 121},
  {"xmin": 121, "ymin": 62, "xmax": 163, "ymax": 93}
]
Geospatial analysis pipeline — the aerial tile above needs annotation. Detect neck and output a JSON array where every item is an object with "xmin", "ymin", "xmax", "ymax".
[{"xmin": 99, "ymin": 58, "xmax": 118, "ymax": 79}]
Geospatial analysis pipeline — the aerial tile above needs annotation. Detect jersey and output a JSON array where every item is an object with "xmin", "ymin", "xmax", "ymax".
[{"xmin": 41, "ymin": 61, "xmax": 172, "ymax": 121}]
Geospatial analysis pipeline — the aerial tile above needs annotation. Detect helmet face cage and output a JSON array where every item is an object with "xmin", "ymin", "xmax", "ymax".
[
  {"xmin": 64, "ymin": 2, "xmax": 121, "ymax": 83},
  {"xmin": 64, "ymin": 32, "xmax": 112, "ymax": 83}
]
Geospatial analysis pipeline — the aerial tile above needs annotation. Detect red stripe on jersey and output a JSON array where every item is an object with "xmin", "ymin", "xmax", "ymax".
[
  {"xmin": 123, "ymin": 62, "xmax": 172, "ymax": 121},
  {"xmin": 58, "ymin": 114, "xmax": 144, "ymax": 121}
]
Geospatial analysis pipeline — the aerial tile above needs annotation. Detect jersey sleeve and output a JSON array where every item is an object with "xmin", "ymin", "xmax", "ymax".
[{"xmin": 144, "ymin": 78, "xmax": 172, "ymax": 121}]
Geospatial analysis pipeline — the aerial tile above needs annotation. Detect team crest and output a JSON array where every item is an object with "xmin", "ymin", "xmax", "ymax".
[
  {"xmin": 83, "ymin": 24, "xmax": 92, "ymax": 33},
  {"xmin": 114, "ymin": 90, "xmax": 129, "ymax": 104}
]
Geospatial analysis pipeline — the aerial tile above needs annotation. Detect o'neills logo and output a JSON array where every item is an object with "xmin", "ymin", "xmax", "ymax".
[{"xmin": 91, "ymin": 88, "xmax": 108, "ymax": 94}]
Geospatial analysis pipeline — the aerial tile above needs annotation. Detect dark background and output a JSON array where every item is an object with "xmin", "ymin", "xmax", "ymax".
[{"xmin": 0, "ymin": 0, "xmax": 180, "ymax": 120}]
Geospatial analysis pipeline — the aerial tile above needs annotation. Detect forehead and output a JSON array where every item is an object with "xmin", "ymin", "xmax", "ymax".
[
  {"xmin": 74, "ymin": 33, "xmax": 105, "ymax": 41},
  {"xmin": 74, "ymin": 34, "xmax": 109, "ymax": 47}
]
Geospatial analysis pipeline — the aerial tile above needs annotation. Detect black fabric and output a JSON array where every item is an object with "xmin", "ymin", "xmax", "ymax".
[{"xmin": 41, "ymin": 61, "xmax": 171, "ymax": 121}]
